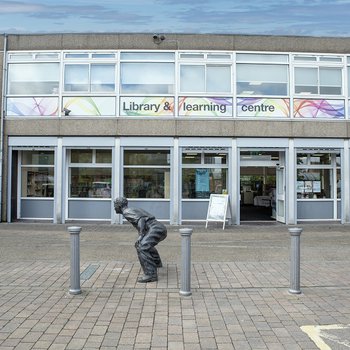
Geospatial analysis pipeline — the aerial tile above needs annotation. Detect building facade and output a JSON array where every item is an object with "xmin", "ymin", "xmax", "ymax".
[{"xmin": 1, "ymin": 33, "xmax": 350, "ymax": 225}]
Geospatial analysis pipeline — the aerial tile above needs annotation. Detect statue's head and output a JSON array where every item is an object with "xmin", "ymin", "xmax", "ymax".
[{"xmin": 114, "ymin": 197, "xmax": 128, "ymax": 213}]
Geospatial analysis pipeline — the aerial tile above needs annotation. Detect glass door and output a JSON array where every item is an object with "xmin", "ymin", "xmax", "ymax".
[{"xmin": 276, "ymin": 163, "xmax": 286, "ymax": 223}]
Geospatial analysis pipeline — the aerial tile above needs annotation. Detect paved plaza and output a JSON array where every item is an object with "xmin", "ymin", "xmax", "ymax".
[{"xmin": 0, "ymin": 222, "xmax": 349, "ymax": 349}]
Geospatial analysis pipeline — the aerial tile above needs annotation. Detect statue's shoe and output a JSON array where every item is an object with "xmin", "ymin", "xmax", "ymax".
[{"xmin": 137, "ymin": 275, "xmax": 158, "ymax": 283}]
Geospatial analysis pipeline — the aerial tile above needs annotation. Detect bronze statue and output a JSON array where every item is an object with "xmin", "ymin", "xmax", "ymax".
[{"xmin": 114, "ymin": 197, "xmax": 167, "ymax": 283}]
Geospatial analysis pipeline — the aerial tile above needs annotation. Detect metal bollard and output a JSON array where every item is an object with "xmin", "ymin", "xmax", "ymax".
[
  {"xmin": 288, "ymin": 227, "xmax": 303, "ymax": 294},
  {"xmin": 68, "ymin": 226, "xmax": 82, "ymax": 295},
  {"xmin": 179, "ymin": 228, "xmax": 193, "ymax": 296}
]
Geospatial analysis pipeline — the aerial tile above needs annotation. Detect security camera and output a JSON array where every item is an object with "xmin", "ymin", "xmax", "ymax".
[{"xmin": 153, "ymin": 34, "xmax": 165, "ymax": 44}]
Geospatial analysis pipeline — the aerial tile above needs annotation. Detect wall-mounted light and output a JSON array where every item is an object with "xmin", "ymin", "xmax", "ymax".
[{"xmin": 63, "ymin": 108, "xmax": 71, "ymax": 116}]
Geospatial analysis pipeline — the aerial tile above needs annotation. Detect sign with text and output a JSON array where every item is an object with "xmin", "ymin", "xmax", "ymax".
[
  {"xmin": 179, "ymin": 97, "xmax": 233, "ymax": 117},
  {"xmin": 206, "ymin": 194, "xmax": 231, "ymax": 229},
  {"xmin": 237, "ymin": 98, "xmax": 290, "ymax": 118},
  {"xmin": 120, "ymin": 97, "xmax": 174, "ymax": 116}
]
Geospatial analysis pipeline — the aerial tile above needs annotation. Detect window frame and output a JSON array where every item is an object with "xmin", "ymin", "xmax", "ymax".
[
  {"xmin": 68, "ymin": 148, "xmax": 113, "ymax": 199},
  {"xmin": 19, "ymin": 150, "xmax": 55, "ymax": 199},
  {"xmin": 122, "ymin": 148, "xmax": 171, "ymax": 199},
  {"xmin": 293, "ymin": 54, "xmax": 344, "ymax": 97},
  {"xmin": 63, "ymin": 63, "xmax": 116, "ymax": 93},
  {"xmin": 296, "ymin": 150, "xmax": 341, "ymax": 200},
  {"xmin": 181, "ymin": 148, "xmax": 229, "ymax": 200}
]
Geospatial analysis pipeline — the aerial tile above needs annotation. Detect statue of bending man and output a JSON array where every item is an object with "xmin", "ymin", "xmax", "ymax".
[{"xmin": 114, "ymin": 197, "xmax": 167, "ymax": 283}]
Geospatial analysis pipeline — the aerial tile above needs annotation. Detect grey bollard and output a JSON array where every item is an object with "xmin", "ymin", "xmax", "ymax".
[
  {"xmin": 288, "ymin": 227, "xmax": 303, "ymax": 294},
  {"xmin": 68, "ymin": 226, "xmax": 82, "ymax": 295},
  {"xmin": 179, "ymin": 228, "xmax": 193, "ymax": 296}
]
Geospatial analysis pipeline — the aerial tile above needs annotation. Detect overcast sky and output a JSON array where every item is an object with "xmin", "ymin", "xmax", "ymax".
[{"xmin": 1, "ymin": 0, "xmax": 350, "ymax": 37}]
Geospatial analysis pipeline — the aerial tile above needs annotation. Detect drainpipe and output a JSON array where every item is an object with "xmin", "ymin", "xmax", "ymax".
[{"xmin": 0, "ymin": 34, "xmax": 8, "ymax": 222}]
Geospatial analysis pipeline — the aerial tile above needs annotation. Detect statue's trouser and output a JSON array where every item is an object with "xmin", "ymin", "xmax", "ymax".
[{"xmin": 136, "ymin": 223, "xmax": 167, "ymax": 277}]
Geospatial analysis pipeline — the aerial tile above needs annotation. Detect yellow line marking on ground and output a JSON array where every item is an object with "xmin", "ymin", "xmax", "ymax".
[{"xmin": 301, "ymin": 324, "xmax": 350, "ymax": 349}]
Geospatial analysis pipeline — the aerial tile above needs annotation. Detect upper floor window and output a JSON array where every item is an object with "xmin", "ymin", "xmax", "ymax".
[
  {"xmin": 7, "ymin": 63, "xmax": 60, "ymax": 95},
  {"xmin": 236, "ymin": 53, "xmax": 289, "ymax": 96},
  {"xmin": 294, "ymin": 67, "xmax": 342, "ymax": 95},
  {"xmin": 179, "ymin": 52, "xmax": 232, "ymax": 94},
  {"xmin": 293, "ymin": 54, "xmax": 343, "ymax": 96},
  {"xmin": 180, "ymin": 64, "xmax": 231, "ymax": 93},
  {"xmin": 120, "ymin": 52, "xmax": 175, "ymax": 94},
  {"xmin": 64, "ymin": 64, "xmax": 116, "ymax": 92},
  {"xmin": 236, "ymin": 64, "xmax": 288, "ymax": 96}
]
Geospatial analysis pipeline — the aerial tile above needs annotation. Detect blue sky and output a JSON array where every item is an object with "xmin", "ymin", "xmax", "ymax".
[{"xmin": 1, "ymin": 0, "xmax": 350, "ymax": 37}]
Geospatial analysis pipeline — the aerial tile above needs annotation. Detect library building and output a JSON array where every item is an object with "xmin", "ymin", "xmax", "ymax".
[{"xmin": 1, "ymin": 32, "xmax": 350, "ymax": 225}]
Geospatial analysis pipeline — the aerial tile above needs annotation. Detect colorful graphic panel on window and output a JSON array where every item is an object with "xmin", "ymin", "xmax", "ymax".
[
  {"xmin": 63, "ymin": 97, "xmax": 116, "ymax": 116},
  {"xmin": 294, "ymin": 99, "xmax": 345, "ymax": 119},
  {"xmin": 7, "ymin": 97, "xmax": 59, "ymax": 116}
]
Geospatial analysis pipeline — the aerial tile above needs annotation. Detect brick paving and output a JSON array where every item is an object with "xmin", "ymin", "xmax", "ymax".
[{"xmin": 0, "ymin": 223, "xmax": 349, "ymax": 349}]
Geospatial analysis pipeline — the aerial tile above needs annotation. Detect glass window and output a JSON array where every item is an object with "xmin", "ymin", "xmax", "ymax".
[
  {"xmin": 64, "ymin": 64, "xmax": 116, "ymax": 92},
  {"xmin": 22, "ymin": 167, "xmax": 55, "ymax": 198},
  {"xmin": 180, "ymin": 65, "xmax": 205, "ymax": 92},
  {"xmin": 96, "ymin": 149, "xmax": 112, "ymax": 163},
  {"xmin": 297, "ymin": 169, "xmax": 332, "ymax": 198},
  {"xmin": 294, "ymin": 67, "xmax": 342, "ymax": 95},
  {"xmin": 22, "ymin": 151, "xmax": 54, "ymax": 165},
  {"xmin": 120, "ymin": 52, "xmax": 174, "ymax": 60},
  {"xmin": 297, "ymin": 153, "xmax": 331, "ymax": 165},
  {"xmin": 70, "ymin": 168, "xmax": 112, "ymax": 198},
  {"xmin": 123, "ymin": 150, "xmax": 170, "ymax": 199},
  {"xmin": 65, "ymin": 53, "xmax": 89, "ymax": 59},
  {"xmin": 71, "ymin": 149, "xmax": 93, "ymax": 163},
  {"xmin": 204, "ymin": 153, "xmax": 227, "ymax": 164},
  {"xmin": 8, "ymin": 63, "xmax": 59, "ymax": 95},
  {"xmin": 120, "ymin": 62, "xmax": 174, "ymax": 94},
  {"xmin": 182, "ymin": 150, "xmax": 228, "ymax": 199},
  {"xmin": 207, "ymin": 65, "xmax": 231, "ymax": 92},
  {"xmin": 21, "ymin": 150, "xmax": 55, "ymax": 198},
  {"xmin": 91, "ymin": 64, "xmax": 115, "ymax": 92},
  {"xmin": 320, "ymin": 68, "xmax": 342, "ymax": 95},
  {"xmin": 124, "ymin": 150, "xmax": 170, "ymax": 165},
  {"xmin": 124, "ymin": 168, "xmax": 170, "ymax": 198},
  {"xmin": 64, "ymin": 64, "xmax": 89, "ymax": 92},
  {"xmin": 91, "ymin": 53, "xmax": 115, "ymax": 59},
  {"xmin": 296, "ymin": 151, "xmax": 340, "ymax": 200},
  {"xmin": 182, "ymin": 153, "xmax": 201, "ymax": 164},
  {"xmin": 182, "ymin": 168, "xmax": 227, "ymax": 199},
  {"xmin": 180, "ymin": 64, "xmax": 231, "ymax": 93},
  {"xmin": 69, "ymin": 149, "xmax": 112, "ymax": 198},
  {"xmin": 236, "ymin": 53, "xmax": 288, "ymax": 63},
  {"xmin": 295, "ymin": 67, "xmax": 318, "ymax": 94},
  {"xmin": 236, "ymin": 64, "xmax": 288, "ymax": 95}
]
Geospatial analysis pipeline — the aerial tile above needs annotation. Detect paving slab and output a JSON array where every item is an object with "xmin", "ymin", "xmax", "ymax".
[{"xmin": 0, "ymin": 222, "xmax": 349, "ymax": 349}]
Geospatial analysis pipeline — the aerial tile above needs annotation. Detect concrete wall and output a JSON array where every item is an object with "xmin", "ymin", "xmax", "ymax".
[
  {"xmin": 4, "ymin": 118, "xmax": 350, "ymax": 138},
  {"xmin": 5, "ymin": 33, "xmax": 350, "ymax": 53}
]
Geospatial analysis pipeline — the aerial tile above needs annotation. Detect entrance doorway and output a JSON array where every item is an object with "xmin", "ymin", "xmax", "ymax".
[{"xmin": 240, "ymin": 150, "xmax": 285, "ymax": 223}]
